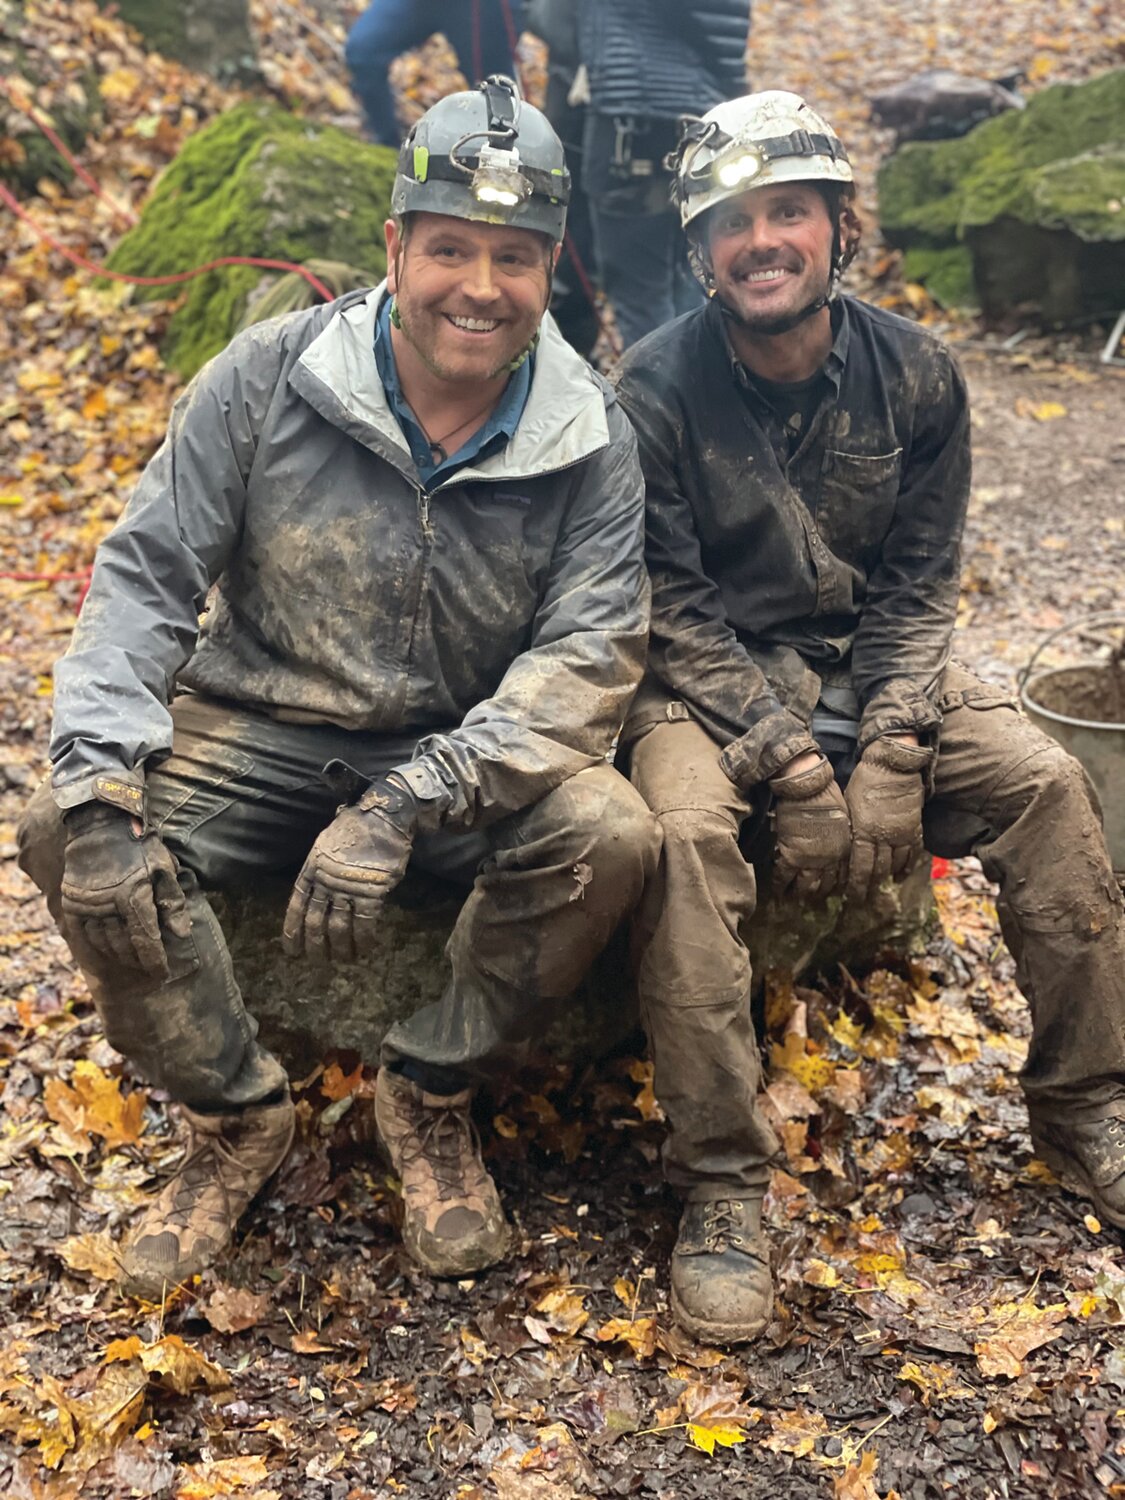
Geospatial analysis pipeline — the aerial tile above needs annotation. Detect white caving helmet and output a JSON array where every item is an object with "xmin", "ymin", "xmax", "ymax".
[{"xmin": 673, "ymin": 90, "xmax": 852, "ymax": 231}]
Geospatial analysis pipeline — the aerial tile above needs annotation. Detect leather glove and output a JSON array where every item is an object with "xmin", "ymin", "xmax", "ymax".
[
  {"xmin": 845, "ymin": 737, "xmax": 935, "ymax": 903},
  {"xmin": 61, "ymin": 803, "xmax": 189, "ymax": 977},
  {"xmin": 769, "ymin": 756, "xmax": 852, "ymax": 899},
  {"xmin": 282, "ymin": 777, "xmax": 417, "ymax": 964}
]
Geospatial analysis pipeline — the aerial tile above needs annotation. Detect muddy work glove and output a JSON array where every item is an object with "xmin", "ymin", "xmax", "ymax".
[
  {"xmin": 845, "ymin": 738, "xmax": 935, "ymax": 903},
  {"xmin": 769, "ymin": 756, "xmax": 852, "ymax": 899},
  {"xmin": 61, "ymin": 803, "xmax": 188, "ymax": 977},
  {"xmin": 283, "ymin": 778, "xmax": 417, "ymax": 964}
]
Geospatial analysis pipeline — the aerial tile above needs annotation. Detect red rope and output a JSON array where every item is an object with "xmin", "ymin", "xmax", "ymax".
[
  {"xmin": 497, "ymin": 0, "xmax": 521, "ymax": 58},
  {"xmin": 0, "ymin": 568, "xmax": 93, "ymax": 614},
  {"xmin": 0, "ymin": 82, "xmax": 139, "ymax": 227}
]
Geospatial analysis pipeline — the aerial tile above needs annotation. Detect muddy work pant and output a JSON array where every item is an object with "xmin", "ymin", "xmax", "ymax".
[
  {"xmin": 625, "ymin": 666, "xmax": 1125, "ymax": 1201},
  {"xmin": 19, "ymin": 695, "xmax": 660, "ymax": 1111}
]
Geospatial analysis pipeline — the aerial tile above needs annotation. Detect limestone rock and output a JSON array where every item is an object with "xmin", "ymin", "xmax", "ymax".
[
  {"xmin": 107, "ymin": 101, "xmax": 394, "ymax": 376},
  {"xmin": 878, "ymin": 67, "xmax": 1125, "ymax": 319},
  {"xmin": 217, "ymin": 863, "xmax": 935, "ymax": 1076}
]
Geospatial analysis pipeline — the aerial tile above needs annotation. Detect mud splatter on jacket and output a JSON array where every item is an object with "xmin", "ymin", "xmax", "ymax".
[
  {"xmin": 614, "ymin": 293, "xmax": 971, "ymax": 785},
  {"xmin": 50, "ymin": 287, "xmax": 650, "ymax": 831}
]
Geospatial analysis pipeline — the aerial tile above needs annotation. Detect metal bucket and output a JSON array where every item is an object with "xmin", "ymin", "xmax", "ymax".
[{"xmin": 1019, "ymin": 613, "xmax": 1125, "ymax": 874}]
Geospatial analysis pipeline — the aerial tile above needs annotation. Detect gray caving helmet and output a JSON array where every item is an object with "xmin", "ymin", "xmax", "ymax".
[{"xmin": 392, "ymin": 76, "xmax": 571, "ymax": 244}]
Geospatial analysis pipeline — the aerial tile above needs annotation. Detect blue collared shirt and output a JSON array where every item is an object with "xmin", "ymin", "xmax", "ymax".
[{"xmin": 374, "ymin": 295, "xmax": 532, "ymax": 489}]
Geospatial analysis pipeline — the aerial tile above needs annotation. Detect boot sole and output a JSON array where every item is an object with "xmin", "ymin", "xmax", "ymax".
[
  {"xmin": 405, "ymin": 1220, "xmax": 511, "ymax": 1279},
  {"xmin": 670, "ymin": 1286, "xmax": 772, "ymax": 1347},
  {"xmin": 1031, "ymin": 1133, "xmax": 1125, "ymax": 1230}
]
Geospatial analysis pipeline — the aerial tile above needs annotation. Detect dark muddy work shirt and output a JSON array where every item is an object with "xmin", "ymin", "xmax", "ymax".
[
  {"xmin": 374, "ymin": 296, "xmax": 532, "ymax": 489},
  {"xmin": 743, "ymin": 368, "xmax": 831, "ymax": 469},
  {"xmin": 615, "ymin": 294, "xmax": 971, "ymax": 786}
]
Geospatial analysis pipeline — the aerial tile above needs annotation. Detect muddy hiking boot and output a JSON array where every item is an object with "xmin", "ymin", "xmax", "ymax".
[
  {"xmin": 374, "ymin": 1067, "xmax": 509, "ymax": 1277},
  {"xmin": 670, "ymin": 1195, "xmax": 773, "ymax": 1345},
  {"xmin": 119, "ymin": 1095, "xmax": 295, "ymax": 1299},
  {"xmin": 1030, "ymin": 1113, "xmax": 1125, "ymax": 1228}
]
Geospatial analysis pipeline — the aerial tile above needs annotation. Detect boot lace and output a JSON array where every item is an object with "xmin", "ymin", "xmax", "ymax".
[
  {"xmin": 400, "ymin": 1103, "xmax": 482, "ymax": 1202},
  {"xmin": 166, "ymin": 1126, "xmax": 241, "ymax": 1230},
  {"xmin": 702, "ymin": 1199, "xmax": 755, "ymax": 1254}
]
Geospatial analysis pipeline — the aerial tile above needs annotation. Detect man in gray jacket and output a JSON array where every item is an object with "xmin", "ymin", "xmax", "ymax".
[{"xmin": 18, "ymin": 78, "xmax": 658, "ymax": 1297}]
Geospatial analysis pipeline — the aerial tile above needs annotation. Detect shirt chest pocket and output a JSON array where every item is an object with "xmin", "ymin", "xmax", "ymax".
[{"xmin": 816, "ymin": 446, "xmax": 903, "ymax": 562}]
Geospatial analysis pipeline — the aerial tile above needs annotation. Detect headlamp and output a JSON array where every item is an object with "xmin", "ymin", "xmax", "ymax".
[
  {"xmin": 714, "ymin": 147, "xmax": 763, "ymax": 190},
  {"xmin": 471, "ymin": 142, "xmax": 533, "ymax": 208}
]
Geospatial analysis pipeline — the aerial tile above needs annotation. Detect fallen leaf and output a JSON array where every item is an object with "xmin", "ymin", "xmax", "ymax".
[
  {"xmin": 595, "ymin": 1317, "xmax": 657, "ymax": 1360},
  {"xmin": 973, "ymin": 1301, "xmax": 1068, "ymax": 1378},
  {"xmin": 199, "ymin": 1285, "xmax": 272, "ymax": 1334},
  {"xmin": 320, "ymin": 1061, "xmax": 364, "ymax": 1101},
  {"xmin": 137, "ymin": 1335, "xmax": 230, "ymax": 1394},
  {"xmin": 59, "ymin": 1232, "xmax": 121, "ymax": 1281},
  {"xmin": 176, "ymin": 1455, "xmax": 270, "ymax": 1499},
  {"xmin": 534, "ymin": 1287, "xmax": 589, "ymax": 1338},
  {"xmin": 687, "ymin": 1421, "xmax": 746, "ymax": 1455},
  {"xmin": 834, "ymin": 1448, "xmax": 885, "ymax": 1499}
]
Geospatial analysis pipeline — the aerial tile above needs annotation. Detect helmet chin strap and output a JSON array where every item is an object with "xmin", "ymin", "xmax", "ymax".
[{"xmin": 718, "ymin": 273, "xmax": 836, "ymax": 337}]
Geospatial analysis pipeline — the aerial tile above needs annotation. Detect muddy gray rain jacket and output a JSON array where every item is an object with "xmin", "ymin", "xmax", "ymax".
[
  {"xmin": 615, "ymin": 294, "xmax": 970, "ymax": 786},
  {"xmin": 50, "ymin": 286, "xmax": 650, "ymax": 832}
]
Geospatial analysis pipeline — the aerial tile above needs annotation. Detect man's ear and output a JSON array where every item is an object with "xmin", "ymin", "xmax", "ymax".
[
  {"xmin": 551, "ymin": 242, "xmax": 562, "ymax": 272},
  {"xmin": 385, "ymin": 218, "xmax": 400, "ymax": 293}
]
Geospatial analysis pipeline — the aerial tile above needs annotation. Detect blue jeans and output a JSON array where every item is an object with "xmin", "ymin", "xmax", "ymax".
[
  {"xmin": 346, "ymin": 0, "xmax": 519, "ymax": 144},
  {"xmin": 581, "ymin": 113, "xmax": 704, "ymax": 350},
  {"xmin": 591, "ymin": 197, "xmax": 704, "ymax": 349}
]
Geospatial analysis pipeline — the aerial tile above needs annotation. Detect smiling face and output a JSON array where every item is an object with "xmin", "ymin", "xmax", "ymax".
[
  {"xmin": 384, "ymin": 212, "xmax": 556, "ymax": 385},
  {"xmin": 702, "ymin": 181, "xmax": 838, "ymax": 332}
]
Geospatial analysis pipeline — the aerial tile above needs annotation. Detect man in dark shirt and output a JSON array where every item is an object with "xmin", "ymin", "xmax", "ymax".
[{"xmin": 615, "ymin": 91, "xmax": 1125, "ymax": 1346}]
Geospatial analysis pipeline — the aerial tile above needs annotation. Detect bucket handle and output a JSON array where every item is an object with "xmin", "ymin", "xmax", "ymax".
[{"xmin": 1018, "ymin": 611, "xmax": 1125, "ymax": 694}]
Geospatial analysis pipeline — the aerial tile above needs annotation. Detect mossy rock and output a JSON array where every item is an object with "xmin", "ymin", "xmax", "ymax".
[
  {"xmin": 107, "ymin": 102, "xmax": 394, "ymax": 376},
  {"xmin": 877, "ymin": 67, "xmax": 1125, "ymax": 317},
  {"xmin": 218, "ymin": 862, "xmax": 934, "ymax": 1074},
  {"xmin": 94, "ymin": 0, "xmax": 255, "ymax": 78},
  {"xmin": 901, "ymin": 246, "xmax": 977, "ymax": 310}
]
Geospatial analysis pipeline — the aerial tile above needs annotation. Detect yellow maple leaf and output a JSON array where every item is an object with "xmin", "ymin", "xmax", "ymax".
[
  {"xmin": 105, "ymin": 1336, "xmax": 144, "ymax": 1363},
  {"xmin": 770, "ymin": 1031, "xmax": 836, "ymax": 1092},
  {"xmin": 827, "ymin": 1008, "xmax": 865, "ymax": 1052},
  {"xmin": 534, "ymin": 1287, "xmax": 589, "ymax": 1337},
  {"xmin": 60, "ymin": 1232, "xmax": 121, "ymax": 1282},
  {"xmin": 687, "ymin": 1421, "xmax": 746, "ymax": 1455},
  {"xmin": 44, "ymin": 1061, "xmax": 147, "ymax": 1149},
  {"xmin": 595, "ymin": 1317, "xmax": 657, "ymax": 1359},
  {"xmin": 139, "ymin": 1335, "xmax": 230, "ymax": 1394},
  {"xmin": 176, "ymin": 1455, "xmax": 270, "ymax": 1499},
  {"xmin": 833, "ymin": 1447, "xmax": 883, "ymax": 1499}
]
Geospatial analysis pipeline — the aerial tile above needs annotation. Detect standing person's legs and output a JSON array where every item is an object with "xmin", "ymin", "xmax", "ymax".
[
  {"xmin": 923, "ymin": 666, "xmax": 1125, "ymax": 1219},
  {"xmin": 591, "ymin": 201, "xmax": 692, "ymax": 349},
  {"xmin": 625, "ymin": 704, "xmax": 779, "ymax": 1344},
  {"xmin": 439, "ymin": 0, "xmax": 520, "ymax": 84},
  {"xmin": 377, "ymin": 764, "xmax": 660, "ymax": 1274},
  {"xmin": 345, "ymin": 0, "xmax": 429, "ymax": 143}
]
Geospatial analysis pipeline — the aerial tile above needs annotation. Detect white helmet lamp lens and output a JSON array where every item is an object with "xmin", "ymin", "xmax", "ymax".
[
  {"xmin": 472, "ymin": 143, "xmax": 533, "ymax": 208},
  {"xmin": 715, "ymin": 147, "xmax": 763, "ymax": 190}
]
